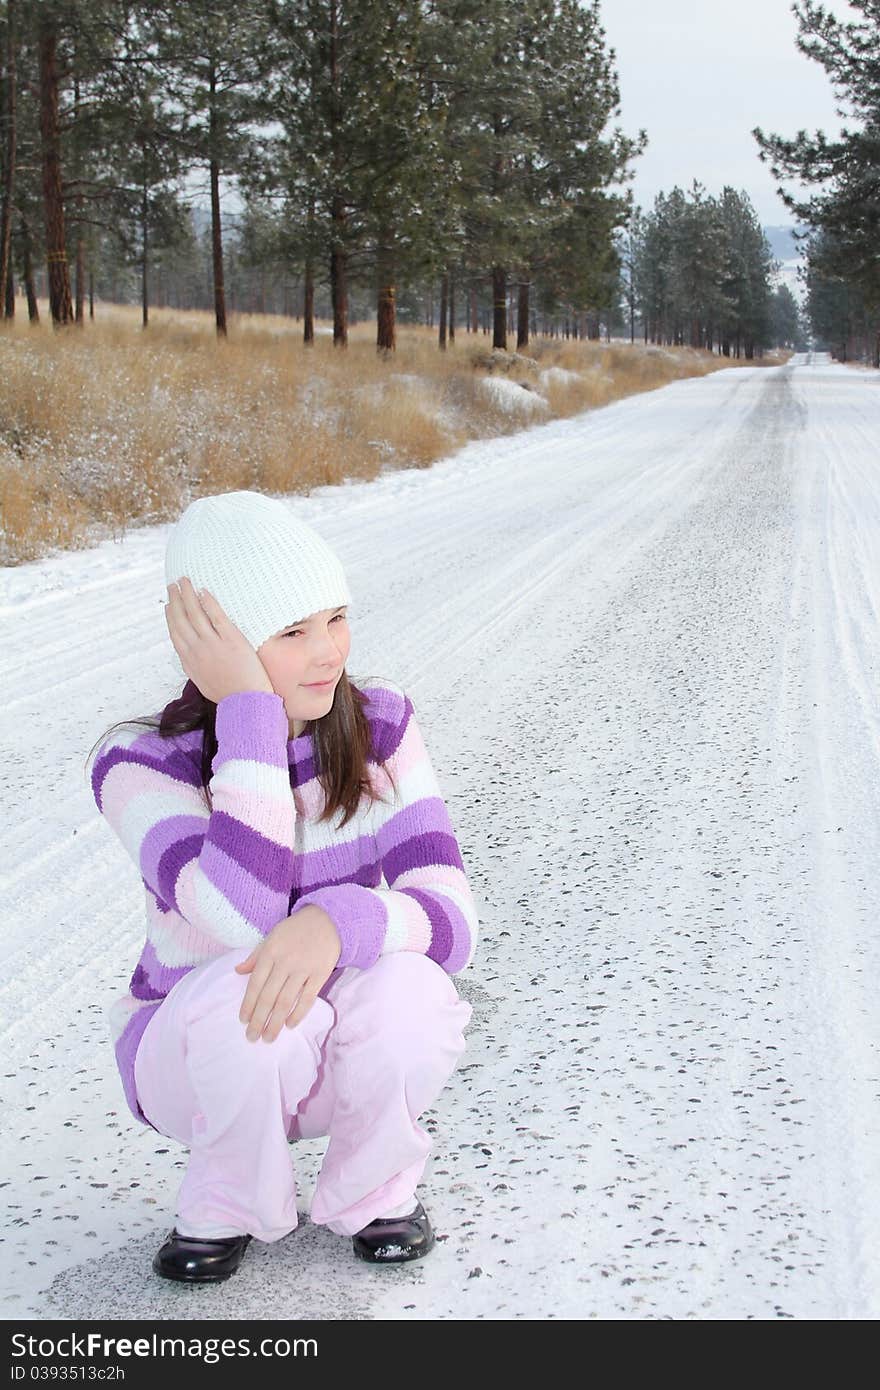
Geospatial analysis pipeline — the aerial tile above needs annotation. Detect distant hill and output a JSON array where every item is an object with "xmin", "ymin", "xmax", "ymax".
[
  {"xmin": 762, "ymin": 224, "xmax": 810, "ymax": 302},
  {"xmin": 763, "ymin": 225, "xmax": 808, "ymax": 262}
]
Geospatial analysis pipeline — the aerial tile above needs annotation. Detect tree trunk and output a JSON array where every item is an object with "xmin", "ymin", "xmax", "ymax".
[
  {"xmin": 329, "ymin": 1, "xmax": 347, "ymax": 347},
  {"xmin": 208, "ymin": 63, "xmax": 227, "ymax": 339},
  {"xmin": 516, "ymin": 280, "xmax": 529, "ymax": 348},
  {"xmin": 21, "ymin": 215, "xmax": 38, "ymax": 321},
  {"xmin": 209, "ymin": 157, "xmax": 226, "ymax": 337},
  {"xmin": 38, "ymin": 12, "xmax": 73, "ymax": 327},
  {"xmin": 303, "ymin": 259, "xmax": 314, "ymax": 344},
  {"xmin": 141, "ymin": 176, "xmax": 149, "ymax": 328},
  {"xmin": 438, "ymin": 270, "xmax": 448, "ymax": 349},
  {"xmin": 330, "ymin": 217, "xmax": 347, "ymax": 347},
  {"xmin": 492, "ymin": 265, "xmax": 506, "ymax": 349},
  {"xmin": 303, "ymin": 192, "xmax": 315, "ymax": 342},
  {"xmin": 376, "ymin": 232, "xmax": 395, "ymax": 352},
  {"xmin": 4, "ymin": 262, "xmax": 13, "ymax": 317},
  {"xmin": 376, "ymin": 278, "xmax": 395, "ymax": 351},
  {"xmin": 514, "ymin": 279, "xmax": 528, "ymax": 347},
  {"xmin": 74, "ymin": 230, "xmax": 84, "ymax": 324},
  {"xmin": 89, "ymin": 266, "xmax": 94, "ymax": 320},
  {"xmin": 0, "ymin": 0, "xmax": 17, "ymax": 315},
  {"xmin": 72, "ymin": 61, "xmax": 84, "ymax": 326},
  {"xmin": 469, "ymin": 285, "xmax": 477, "ymax": 333},
  {"xmin": 448, "ymin": 268, "xmax": 455, "ymax": 343}
]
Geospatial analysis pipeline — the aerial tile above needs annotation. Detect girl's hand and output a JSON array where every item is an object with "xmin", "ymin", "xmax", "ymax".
[
  {"xmin": 235, "ymin": 906, "xmax": 342, "ymax": 1041},
  {"xmin": 164, "ymin": 575, "xmax": 275, "ymax": 703}
]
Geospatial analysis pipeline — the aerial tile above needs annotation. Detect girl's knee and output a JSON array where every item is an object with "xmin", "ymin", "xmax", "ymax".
[
  {"xmin": 394, "ymin": 955, "xmax": 470, "ymax": 1035},
  {"xmin": 337, "ymin": 953, "xmax": 471, "ymax": 1056},
  {"xmin": 183, "ymin": 955, "xmax": 335, "ymax": 1065},
  {"xmin": 373, "ymin": 951, "xmax": 463, "ymax": 1006}
]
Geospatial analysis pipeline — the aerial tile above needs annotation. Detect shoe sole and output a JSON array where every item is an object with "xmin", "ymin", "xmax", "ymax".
[
  {"xmin": 153, "ymin": 1265, "xmax": 241, "ymax": 1283},
  {"xmin": 353, "ymin": 1237, "xmax": 435, "ymax": 1264}
]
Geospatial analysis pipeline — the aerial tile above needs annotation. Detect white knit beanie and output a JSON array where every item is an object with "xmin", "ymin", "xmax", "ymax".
[{"xmin": 164, "ymin": 491, "xmax": 352, "ymax": 650}]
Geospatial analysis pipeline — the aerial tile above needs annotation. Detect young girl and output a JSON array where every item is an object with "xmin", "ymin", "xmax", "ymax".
[{"xmin": 89, "ymin": 490, "xmax": 476, "ymax": 1283}]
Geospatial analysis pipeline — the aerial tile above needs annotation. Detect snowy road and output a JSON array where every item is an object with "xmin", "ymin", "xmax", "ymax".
[{"xmin": 2, "ymin": 353, "xmax": 879, "ymax": 1320}]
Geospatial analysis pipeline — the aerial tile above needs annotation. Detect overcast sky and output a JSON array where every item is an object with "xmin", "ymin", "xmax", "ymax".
[{"xmin": 599, "ymin": 0, "xmax": 858, "ymax": 224}]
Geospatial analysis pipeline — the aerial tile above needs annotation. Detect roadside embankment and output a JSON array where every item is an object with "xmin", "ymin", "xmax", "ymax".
[{"xmin": 0, "ymin": 304, "xmax": 787, "ymax": 565}]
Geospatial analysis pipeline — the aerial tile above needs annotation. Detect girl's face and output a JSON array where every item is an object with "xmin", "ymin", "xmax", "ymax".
[{"xmin": 257, "ymin": 605, "xmax": 351, "ymax": 737}]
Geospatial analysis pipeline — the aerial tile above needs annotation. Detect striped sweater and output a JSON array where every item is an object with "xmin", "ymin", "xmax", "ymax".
[{"xmin": 90, "ymin": 681, "xmax": 478, "ymax": 1128}]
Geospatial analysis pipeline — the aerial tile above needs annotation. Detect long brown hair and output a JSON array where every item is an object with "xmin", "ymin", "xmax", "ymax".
[{"xmin": 88, "ymin": 670, "xmax": 396, "ymax": 829}]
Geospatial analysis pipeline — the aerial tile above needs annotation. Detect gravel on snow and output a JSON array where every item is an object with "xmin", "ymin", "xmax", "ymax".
[{"xmin": 1, "ymin": 353, "xmax": 878, "ymax": 1320}]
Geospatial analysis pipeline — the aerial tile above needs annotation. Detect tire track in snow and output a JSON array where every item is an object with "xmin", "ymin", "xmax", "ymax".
[{"xmin": 773, "ymin": 364, "xmax": 880, "ymax": 1317}]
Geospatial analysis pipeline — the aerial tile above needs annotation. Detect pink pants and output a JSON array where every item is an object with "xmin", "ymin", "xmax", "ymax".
[{"xmin": 134, "ymin": 946, "xmax": 472, "ymax": 1242}]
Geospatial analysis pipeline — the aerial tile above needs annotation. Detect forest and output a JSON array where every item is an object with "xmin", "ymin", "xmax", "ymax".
[{"xmin": 0, "ymin": 0, "xmax": 809, "ymax": 355}]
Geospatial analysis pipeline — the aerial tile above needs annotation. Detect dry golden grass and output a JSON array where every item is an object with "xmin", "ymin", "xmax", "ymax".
[{"xmin": 0, "ymin": 301, "xmax": 787, "ymax": 565}]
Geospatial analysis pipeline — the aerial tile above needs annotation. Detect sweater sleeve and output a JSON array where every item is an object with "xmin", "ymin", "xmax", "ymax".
[
  {"xmin": 293, "ymin": 692, "xmax": 478, "ymax": 974},
  {"xmin": 90, "ymin": 691, "xmax": 296, "ymax": 948}
]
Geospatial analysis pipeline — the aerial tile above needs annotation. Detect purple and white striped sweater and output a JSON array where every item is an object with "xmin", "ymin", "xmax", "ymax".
[{"xmin": 90, "ymin": 681, "xmax": 478, "ymax": 1128}]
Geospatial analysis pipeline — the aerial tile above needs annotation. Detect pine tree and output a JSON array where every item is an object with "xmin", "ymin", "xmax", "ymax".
[
  {"xmin": 634, "ymin": 184, "xmax": 773, "ymax": 355},
  {"xmin": 35, "ymin": 0, "xmax": 73, "ymax": 324},
  {"xmin": 3, "ymin": 8, "xmax": 42, "ymax": 322},
  {"xmin": 618, "ymin": 209, "xmax": 645, "ymax": 343},
  {"xmin": 717, "ymin": 187, "xmax": 774, "ymax": 358},
  {"xmin": 769, "ymin": 283, "xmax": 803, "ymax": 349},
  {"xmin": 5, "ymin": 0, "xmax": 183, "ymax": 327},
  {"xmin": 805, "ymin": 228, "xmax": 875, "ymax": 360},
  {"xmin": 139, "ymin": 0, "xmax": 274, "ymax": 337},
  {"xmin": 431, "ymin": 0, "xmax": 641, "ymax": 350},
  {"xmin": 0, "ymin": 0, "xmax": 18, "ymax": 313},
  {"xmin": 252, "ymin": 1, "xmax": 447, "ymax": 351},
  {"xmin": 85, "ymin": 6, "xmax": 187, "ymax": 329},
  {"xmin": 754, "ymin": 0, "xmax": 880, "ymax": 363},
  {"xmin": 519, "ymin": 0, "xmax": 642, "ymax": 346}
]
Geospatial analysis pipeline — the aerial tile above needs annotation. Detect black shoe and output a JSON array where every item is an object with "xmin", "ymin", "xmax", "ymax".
[
  {"xmin": 152, "ymin": 1229, "xmax": 252, "ymax": 1283},
  {"xmin": 352, "ymin": 1201, "xmax": 435, "ymax": 1264}
]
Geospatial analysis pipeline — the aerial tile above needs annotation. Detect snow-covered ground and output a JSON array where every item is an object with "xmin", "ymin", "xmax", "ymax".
[{"xmin": 2, "ymin": 352, "xmax": 879, "ymax": 1320}]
